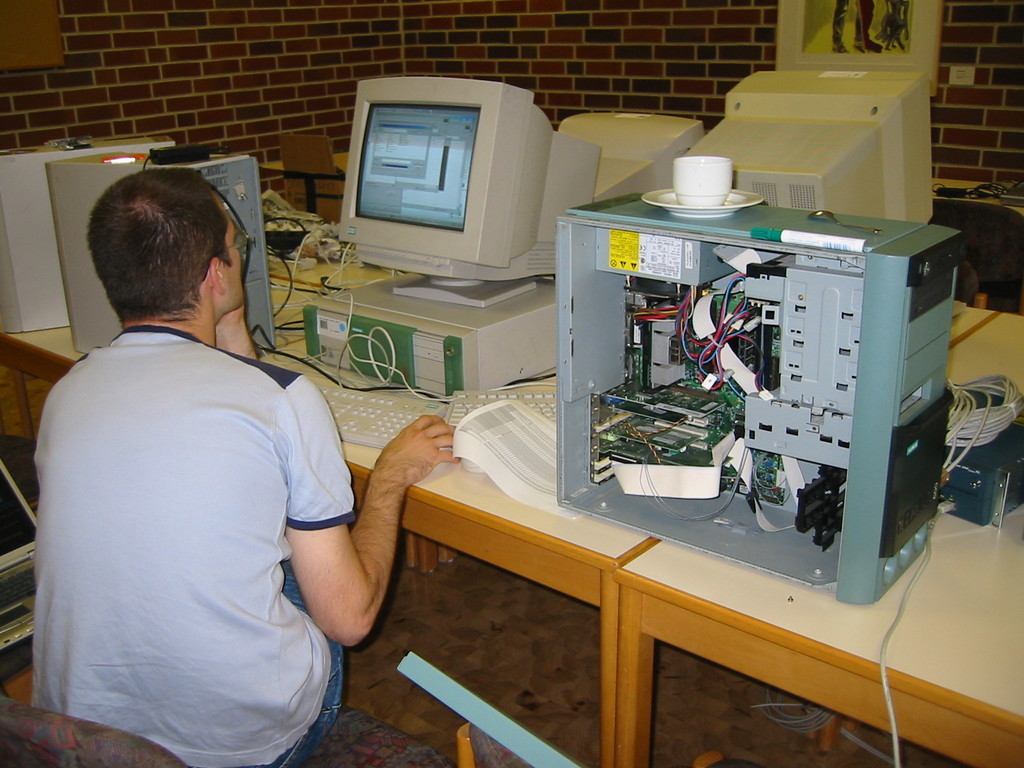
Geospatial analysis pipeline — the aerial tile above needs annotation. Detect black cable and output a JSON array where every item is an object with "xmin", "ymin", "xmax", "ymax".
[
  {"xmin": 264, "ymin": 215, "xmax": 310, "ymax": 230},
  {"xmin": 258, "ymin": 346, "xmax": 449, "ymax": 401},
  {"xmin": 259, "ymin": 346, "xmax": 339, "ymax": 385},
  {"xmin": 503, "ymin": 371, "xmax": 558, "ymax": 387},
  {"xmin": 970, "ymin": 182, "xmax": 1007, "ymax": 199},
  {"xmin": 270, "ymin": 251, "xmax": 296, "ymax": 315},
  {"xmin": 932, "ymin": 180, "xmax": 1021, "ymax": 200}
]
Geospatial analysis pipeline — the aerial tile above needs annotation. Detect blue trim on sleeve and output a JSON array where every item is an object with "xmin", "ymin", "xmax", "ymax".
[
  {"xmin": 226, "ymin": 352, "xmax": 303, "ymax": 389},
  {"xmin": 286, "ymin": 512, "xmax": 355, "ymax": 530}
]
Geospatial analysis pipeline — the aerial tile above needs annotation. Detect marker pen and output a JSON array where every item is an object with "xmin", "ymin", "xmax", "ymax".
[{"xmin": 750, "ymin": 227, "xmax": 866, "ymax": 253}]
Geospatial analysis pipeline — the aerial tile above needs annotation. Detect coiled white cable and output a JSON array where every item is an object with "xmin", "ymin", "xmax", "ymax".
[{"xmin": 945, "ymin": 375, "xmax": 1022, "ymax": 472}]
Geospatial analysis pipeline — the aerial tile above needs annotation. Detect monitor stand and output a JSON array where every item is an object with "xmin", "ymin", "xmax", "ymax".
[{"xmin": 392, "ymin": 275, "xmax": 539, "ymax": 308}]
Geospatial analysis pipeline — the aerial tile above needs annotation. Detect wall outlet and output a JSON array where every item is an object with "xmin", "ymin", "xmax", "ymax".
[{"xmin": 949, "ymin": 66, "xmax": 975, "ymax": 86}]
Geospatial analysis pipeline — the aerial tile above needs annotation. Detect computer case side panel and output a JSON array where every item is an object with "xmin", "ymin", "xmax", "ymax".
[{"xmin": 47, "ymin": 155, "xmax": 273, "ymax": 352}]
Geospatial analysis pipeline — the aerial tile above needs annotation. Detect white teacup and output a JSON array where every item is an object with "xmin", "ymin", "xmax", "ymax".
[{"xmin": 673, "ymin": 155, "xmax": 733, "ymax": 207}]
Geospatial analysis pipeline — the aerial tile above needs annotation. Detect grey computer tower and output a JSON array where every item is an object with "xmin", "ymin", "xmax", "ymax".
[
  {"xmin": 0, "ymin": 138, "xmax": 173, "ymax": 332},
  {"xmin": 47, "ymin": 154, "xmax": 274, "ymax": 352},
  {"xmin": 555, "ymin": 197, "xmax": 963, "ymax": 604}
]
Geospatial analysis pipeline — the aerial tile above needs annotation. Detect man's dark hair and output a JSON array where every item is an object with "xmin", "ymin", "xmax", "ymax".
[{"xmin": 87, "ymin": 168, "xmax": 229, "ymax": 323}]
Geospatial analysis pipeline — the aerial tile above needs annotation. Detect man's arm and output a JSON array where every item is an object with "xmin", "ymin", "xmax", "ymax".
[{"xmin": 286, "ymin": 414, "xmax": 458, "ymax": 645}]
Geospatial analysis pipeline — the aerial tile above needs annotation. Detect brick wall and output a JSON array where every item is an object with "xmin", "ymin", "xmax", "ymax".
[
  {"xmin": 1, "ymin": 1, "xmax": 1021, "ymax": 185},
  {"xmin": 0, "ymin": 1, "xmax": 403, "ymax": 159}
]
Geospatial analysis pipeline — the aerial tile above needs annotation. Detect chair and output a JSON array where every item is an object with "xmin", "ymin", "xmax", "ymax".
[
  {"xmin": 279, "ymin": 133, "xmax": 346, "ymax": 223},
  {"xmin": 455, "ymin": 722, "xmax": 529, "ymax": 768},
  {"xmin": 303, "ymin": 706, "xmax": 453, "ymax": 767},
  {"xmin": 0, "ymin": 663, "xmax": 451, "ymax": 768},
  {"xmin": 691, "ymin": 754, "xmax": 765, "ymax": 768},
  {"xmin": 0, "ymin": 658, "xmax": 31, "ymax": 705},
  {"xmin": 929, "ymin": 198, "xmax": 1024, "ymax": 313},
  {"xmin": 0, "ymin": 693, "xmax": 187, "ymax": 767}
]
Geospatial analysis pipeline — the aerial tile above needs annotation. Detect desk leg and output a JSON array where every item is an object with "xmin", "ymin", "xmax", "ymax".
[
  {"xmin": 404, "ymin": 532, "xmax": 440, "ymax": 572},
  {"xmin": 404, "ymin": 532, "xmax": 419, "ymax": 569},
  {"xmin": 614, "ymin": 586, "xmax": 655, "ymax": 768},
  {"xmin": 599, "ymin": 571, "xmax": 619, "ymax": 768}
]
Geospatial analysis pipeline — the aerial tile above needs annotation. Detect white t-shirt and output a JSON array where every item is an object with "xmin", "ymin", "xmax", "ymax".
[{"xmin": 33, "ymin": 326, "xmax": 355, "ymax": 767}]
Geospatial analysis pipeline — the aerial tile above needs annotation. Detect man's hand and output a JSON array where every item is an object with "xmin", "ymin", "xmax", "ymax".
[
  {"xmin": 372, "ymin": 414, "xmax": 459, "ymax": 492},
  {"xmin": 215, "ymin": 305, "xmax": 257, "ymax": 358},
  {"xmin": 288, "ymin": 414, "xmax": 458, "ymax": 645}
]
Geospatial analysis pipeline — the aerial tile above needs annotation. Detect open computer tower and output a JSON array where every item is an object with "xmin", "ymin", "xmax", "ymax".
[{"xmin": 555, "ymin": 197, "xmax": 963, "ymax": 604}]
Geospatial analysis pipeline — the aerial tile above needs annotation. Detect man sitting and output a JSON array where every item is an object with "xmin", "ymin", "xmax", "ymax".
[{"xmin": 32, "ymin": 167, "xmax": 458, "ymax": 767}]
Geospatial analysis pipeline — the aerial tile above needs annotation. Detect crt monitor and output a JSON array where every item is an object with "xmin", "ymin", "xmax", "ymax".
[
  {"xmin": 557, "ymin": 112, "xmax": 704, "ymax": 201},
  {"xmin": 688, "ymin": 70, "xmax": 932, "ymax": 223},
  {"xmin": 339, "ymin": 76, "xmax": 599, "ymax": 303}
]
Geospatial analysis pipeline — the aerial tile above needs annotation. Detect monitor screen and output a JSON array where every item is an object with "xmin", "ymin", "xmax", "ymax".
[
  {"xmin": 340, "ymin": 77, "xmax": 599, "ymax": 288},
  {"xmin": 357, "ymin": 103, "xmax": 480, "ymax": 232}
]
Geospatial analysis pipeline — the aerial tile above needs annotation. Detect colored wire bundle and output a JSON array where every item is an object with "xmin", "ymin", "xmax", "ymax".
[
  {"xmin": 630, "ymin": 277, "xmax": 765, "ymax": 396},
  {"xmin": 676, "ymin": 277, "xmax": 763, "ymax": 395}
]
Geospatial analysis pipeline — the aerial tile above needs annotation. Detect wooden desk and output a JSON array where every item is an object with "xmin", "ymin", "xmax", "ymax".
[
  {"xmin": 947, "ymin": 310, "xmax": 1024, "ymax": 385},
  {"xmin": 611, "ymin": 313, "xmax": 1024, "ymax": 767},
  {"xmin": 0, "ymin": 325, "xmax": 77, "ymax": 436},
  {"xmin": 949, "ymin": 303, "xmax": 998, "ymax": 345},
  {"xmin": 5, "ymin": 301, "xmax": 1021, "ymax": 768},
  {"xmin": 613, "ymin": 512, "xmax": 1024, "ymax": 767}
]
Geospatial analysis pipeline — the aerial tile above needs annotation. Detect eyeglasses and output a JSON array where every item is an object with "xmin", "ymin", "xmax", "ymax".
[
  {"xmin": 225, "ymin": 223, "xmax": 253, "ymax": 278},
  {"xmin": 232, "ymin": 228, "xmax": 251, "ymax": 255}
]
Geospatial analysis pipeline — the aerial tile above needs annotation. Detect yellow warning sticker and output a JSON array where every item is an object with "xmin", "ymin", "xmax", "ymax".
[
  {"xmin": 608, "ymin": 229, "xmax": 686, "ymax": 278},
  {"xmin": 608, "ymin": 229, "xmax": 640, "ymax": 272}
]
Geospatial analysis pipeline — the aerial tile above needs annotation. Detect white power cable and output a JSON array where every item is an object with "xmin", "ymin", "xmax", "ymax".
[{"xmin": 877, "ymin": 517, "xmax": 937, "ymax": 768}]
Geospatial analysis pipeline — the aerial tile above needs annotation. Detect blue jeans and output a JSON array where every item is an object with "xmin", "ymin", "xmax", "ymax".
[{"xmin": 232, "ymin": 561, "xmax": 344, "ymax": 768}]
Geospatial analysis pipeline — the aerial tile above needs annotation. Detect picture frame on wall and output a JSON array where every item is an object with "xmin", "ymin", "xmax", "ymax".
[
  {"xmin": 0, "ymin": 0, "xmax": 63, "ymax": 71},
  {"xmin": 776, "ymin": 1, "xmax": 943, "ymax": 91}
]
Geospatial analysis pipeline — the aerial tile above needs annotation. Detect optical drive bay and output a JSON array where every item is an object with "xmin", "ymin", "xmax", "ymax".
[{"xmin": 304, "ymin": 276, "xmax": 557, "ymax": 396}]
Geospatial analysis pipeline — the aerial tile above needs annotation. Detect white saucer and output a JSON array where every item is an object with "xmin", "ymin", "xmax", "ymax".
[{"xmin": 641, "ymin": 189, "xmax": 765, "ymax": 218}]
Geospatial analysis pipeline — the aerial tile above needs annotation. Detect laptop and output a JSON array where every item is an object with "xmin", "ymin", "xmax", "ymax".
[{"xmin": 0, "ymin": 458, "xmax": 37, "ymax": 649}]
